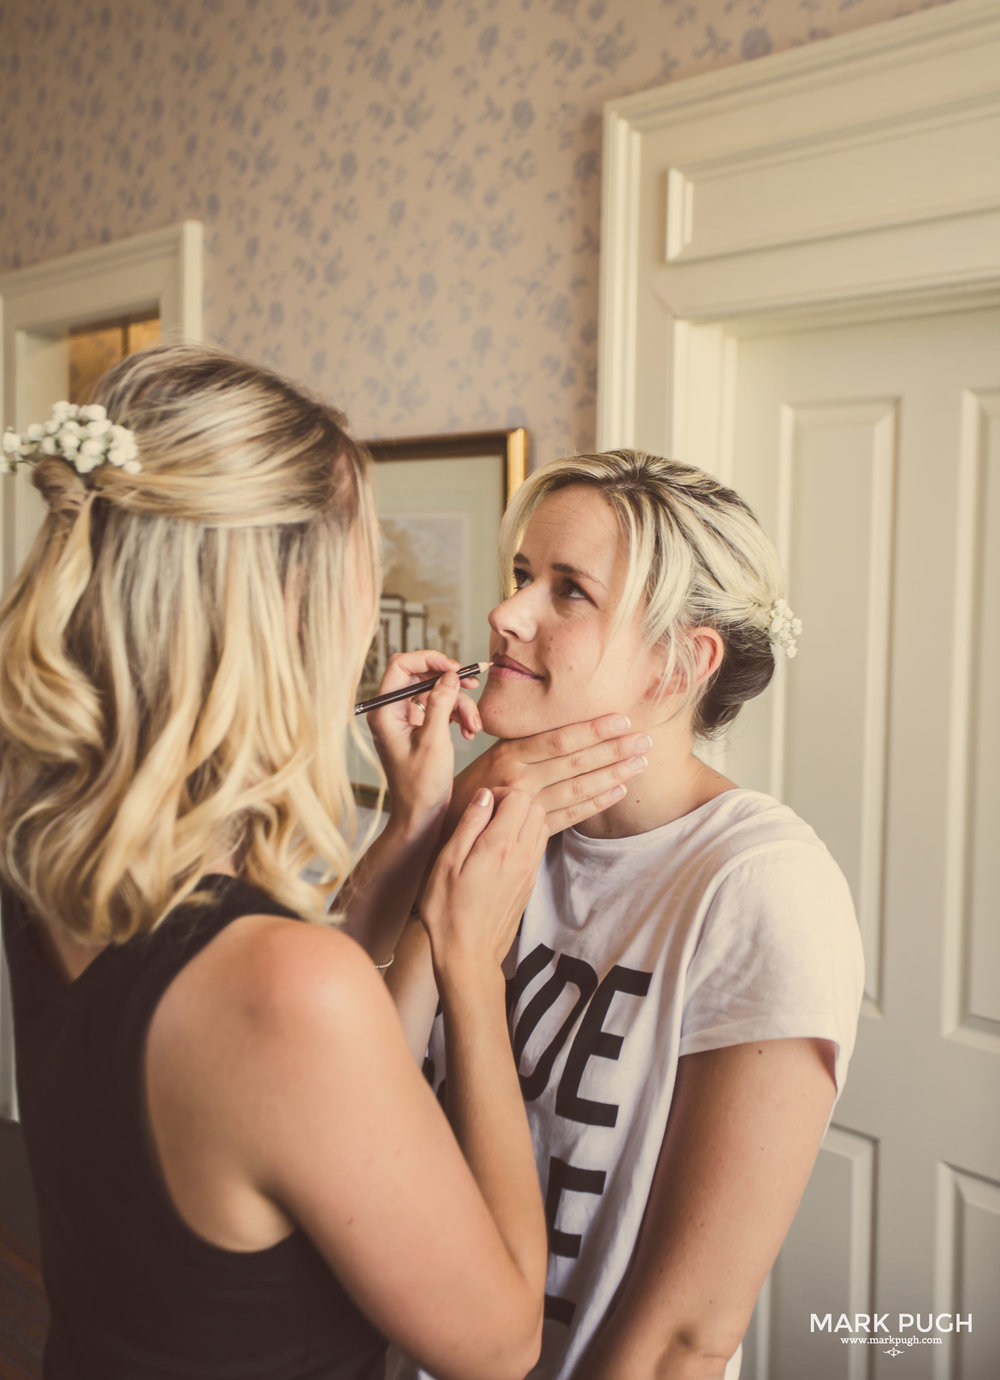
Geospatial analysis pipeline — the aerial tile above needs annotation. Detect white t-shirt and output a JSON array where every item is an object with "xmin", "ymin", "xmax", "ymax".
[{"xmin": 393, "ymin": 789, "xmax": 865, "ymax": 1380}]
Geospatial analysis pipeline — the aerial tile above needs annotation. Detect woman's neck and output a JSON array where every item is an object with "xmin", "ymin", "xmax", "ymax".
[{"xmin": 574, "ymin": 719, "xmax": 737, "ymax": 840}]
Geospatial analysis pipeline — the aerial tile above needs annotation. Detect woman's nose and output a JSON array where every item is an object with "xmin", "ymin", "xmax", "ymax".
[{"xmin": 488, "ymin": 587, "xmax": 536, "ymax": 642}]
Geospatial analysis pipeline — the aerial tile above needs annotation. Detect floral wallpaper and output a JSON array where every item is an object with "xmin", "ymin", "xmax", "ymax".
[{"xmin": 0, "ymin": 0, "xmax": 955, "ymax": 465}]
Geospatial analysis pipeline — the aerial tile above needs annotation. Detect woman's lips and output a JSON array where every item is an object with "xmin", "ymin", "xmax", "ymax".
[{"xmin": 489, "ymin": 656, "xmax": 542, "ymax": 681}]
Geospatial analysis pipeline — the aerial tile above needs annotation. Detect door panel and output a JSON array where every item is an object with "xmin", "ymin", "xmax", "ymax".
[{"xmin": 726, "ymin": 308, "xmax": 1000, "ymax": 1380}]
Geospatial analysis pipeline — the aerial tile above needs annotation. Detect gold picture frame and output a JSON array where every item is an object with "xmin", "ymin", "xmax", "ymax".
[{"xmin": 352, "ymin": 428, "xmax": 529, "ymax": 810}]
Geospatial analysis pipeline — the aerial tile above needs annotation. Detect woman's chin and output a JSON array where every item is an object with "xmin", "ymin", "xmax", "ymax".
[
  {"xmin": 479, "ymin": 706, "xmax": 523, "ymax": 740},
  {"xmin": 478, "ymin": 687, "xmax": 544, "ymax": 741}
]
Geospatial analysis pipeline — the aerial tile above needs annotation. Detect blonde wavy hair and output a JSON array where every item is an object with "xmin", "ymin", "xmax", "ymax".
[
  {"xmin": 499, "ymin": 450, "xmax": 786, "ymax": 736},
  {"xmin": 0, "ymin": 344, "xmax": 378, "ymax": 943}
]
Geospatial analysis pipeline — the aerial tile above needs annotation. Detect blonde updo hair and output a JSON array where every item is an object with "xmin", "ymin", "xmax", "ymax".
[
  {"xmin": 499, "ymin": 450, "xmax": 786, "ymax": 735},
  {"xmin": 0, "ymin": 344, "xmax": 378, "ymax": 943}
]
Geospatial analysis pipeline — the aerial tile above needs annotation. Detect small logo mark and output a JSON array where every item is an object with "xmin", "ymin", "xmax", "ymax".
[{"xmin": 885, "ymin": 1347, "xmax": 904, "ymax": 1357}]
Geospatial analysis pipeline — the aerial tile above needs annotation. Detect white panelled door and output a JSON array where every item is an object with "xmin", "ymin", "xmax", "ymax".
[
  {"xmin": 599, "ymin": 5, "xmax": 1000, "ymax": 1373},
  {"xmin": 724, "ymin": 306, "xmax": 1000, "ymax": 1380}
]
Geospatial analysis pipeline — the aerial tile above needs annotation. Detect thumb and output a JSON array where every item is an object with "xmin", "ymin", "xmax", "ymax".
[{"xmin": 439, "ymin": 788, "xmax": 494, "ymax": 871}]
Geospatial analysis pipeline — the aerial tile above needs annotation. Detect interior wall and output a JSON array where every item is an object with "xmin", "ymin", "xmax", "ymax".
[{"xmin": 0, "ymin": 0, "xmax": 956, "ymax": 465}]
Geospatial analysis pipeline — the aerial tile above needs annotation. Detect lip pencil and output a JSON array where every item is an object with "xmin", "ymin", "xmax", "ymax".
[{"xmin": 354, "ymin": 662, "xmax": 492, "ymax": 716}]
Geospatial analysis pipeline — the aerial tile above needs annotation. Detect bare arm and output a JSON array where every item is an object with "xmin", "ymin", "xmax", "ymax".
[
  {"xmin": 148, "ymin": 792, "xmax": 549, "ymax": 1380},
  {"xmin": 574, "ymin": 1038, "xmax": 838, "ymax": 1380},
  {"xmin": 338, "ymin": 654, "xmax": 480, "ymax": 965}
]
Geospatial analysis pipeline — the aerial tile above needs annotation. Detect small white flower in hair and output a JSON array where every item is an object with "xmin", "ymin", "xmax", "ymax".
[
  {"xmin": 106, "ymin": 425, "xmax": 137, "ymax": 468},
  {"xmin": 2, "ymin": 401, "xmax": 141, "ymax": 482},
  {"xmin": 76, "ymin": 439, "xmax": 104, "ymax": 473},
  {"xmin": 768, "ymin": 598, "xmax": 802, "ymax": 660}
]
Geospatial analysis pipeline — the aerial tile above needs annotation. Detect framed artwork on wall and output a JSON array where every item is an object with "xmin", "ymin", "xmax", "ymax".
[{"xmin": 351, "ymin": 428, "xmax": 528, "ymax": 809}]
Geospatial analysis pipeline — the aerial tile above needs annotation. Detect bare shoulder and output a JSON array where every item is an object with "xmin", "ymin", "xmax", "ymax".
[
  {"xmin": 144, "ymin": 913, "xmax": 397, "ymax": 1250},
  {"xmin": 155, "ymin": 912, "xmax": 389, "ymax": 1054},
  {"xmin": 146, "ymin": 915, "xmax": 395, "ymax": 1184}
]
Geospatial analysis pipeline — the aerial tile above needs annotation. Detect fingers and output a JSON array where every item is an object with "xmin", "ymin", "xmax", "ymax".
[
  {"xmin": 439, "ymin": 787, "xmax": 495, "ymax": 871},
  {"xmin": 553, "ymin": 748, "xmax": 648, "ymax": 805},
  {"xmin": 503, "ymin": 728, "xmax": 652, "ymax": 795},
  {"xmin": 475, "ymin": 789, "xmax": 547, "ymax": 879},
  {"xmin": 420, "ymin": 669, "xmax": 461, "ymax": 737},
  {"xmin": 542, "ymin": 759, "xmax": 647, "ymax": 834},
  {"xmin": 452, "ymin": 691, "xmax": 483, "ymax": 742},
  {"xmin": 515, "ymin": 713, "xmax": 635, "ymax": 764},
  {"xmin": 379, "ymin": 651, "xmax": 484, "ymax": 740},
  {"xmin": 378, "ymin": 649, "xmax": 462, "ymax": 694},
  {"xmin": 440, "ymin": 788, "xmax": 537, "ymax": 875}
]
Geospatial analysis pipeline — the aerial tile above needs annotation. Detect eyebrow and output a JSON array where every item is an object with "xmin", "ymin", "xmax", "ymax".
[{"xmin": 513, "ymin": 552, "xmax": 608, "ymax": 590}]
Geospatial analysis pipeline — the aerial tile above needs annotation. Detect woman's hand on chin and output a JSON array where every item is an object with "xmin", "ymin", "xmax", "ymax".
[
  {"xmin": 367, "ymin": 651, "xmax": 484, "ymax": 837},
  {"xmin": 451, "ymin": 714, "xmax": 651, "ymax": 836}
]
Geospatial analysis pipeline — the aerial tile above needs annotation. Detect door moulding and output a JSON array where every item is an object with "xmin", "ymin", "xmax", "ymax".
[
  {"xmin": 0, "ymin": 220, "xmax": 203, "ymax": 587},
  {"xmin": 597, "ymin": 0, "xmax": 1000, "ymax": 467},
  {"xmin": 0, "ymin": 220, "xmax": 202, "ymax": 1120}
]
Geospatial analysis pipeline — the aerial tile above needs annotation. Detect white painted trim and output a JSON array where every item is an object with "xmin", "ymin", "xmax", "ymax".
[
  {"xmin": 943, "ymin": 387, "xmax": 1000, "ymax": 1051},
  {"xmin": 605, "ymin": 0, "xmax": 1000, "ymax": 131},
  {"xmin": 0, "ymin": 221, "xmax": 202, "ymax": 339},
  {"xmin": 0, "ymin": 221, "xmax": 202, "ymax": 1121},
  {"xmin": 596, "ymin": 111, "xmax": 642, "ymax": 450},
  {"xmin": 0, "ymin": 221, "xmax": 202, "ymax": 588},
  {"xmin": 597, "ymin": 0, "xmax": 1000, "ymax": 455}
]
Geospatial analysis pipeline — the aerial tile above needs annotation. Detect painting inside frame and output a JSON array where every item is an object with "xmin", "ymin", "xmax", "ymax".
[{"xmin": 351, "ymin": 429, "xmax": 528, "ymax": 809}]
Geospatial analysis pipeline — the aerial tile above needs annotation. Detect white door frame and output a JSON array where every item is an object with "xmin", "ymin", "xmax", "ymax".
[
  {"xmin": 0, "ymin": 220, "xmax": 202, "ymax": 1120},
  {"xmin": 598, "ymin": 0, "xmax": 1000, "ymax": 469},
  {"xmin": 596, "ymin": 2, "xmax": 1000, "ymax": 1375},
  {"xmin": 0, "ymin": 220, "xmax": 203, "ymax": 587}
]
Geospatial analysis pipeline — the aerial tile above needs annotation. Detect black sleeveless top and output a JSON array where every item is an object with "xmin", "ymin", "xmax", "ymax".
[{"xmin": 1, "ymin": 878, "xmax": 387, "ymax": 1380}]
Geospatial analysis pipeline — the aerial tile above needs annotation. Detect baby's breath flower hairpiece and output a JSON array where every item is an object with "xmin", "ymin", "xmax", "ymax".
[
  {"xmin": 767, "ymin": 598, "xmax": 802, "ymax": 660},
  {"xmin": 2, "ymin": 401, "xmax": 140, "ymax": 477}
]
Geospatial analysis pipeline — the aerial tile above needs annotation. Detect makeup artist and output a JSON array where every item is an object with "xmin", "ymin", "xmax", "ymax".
[
  {"xmin": 389, "ymin": 450, "xmax": 866, "ymax": 1380},
  {"xmin": 0, "ymin": 345, "xmax": 638, "ymax": 1380}
]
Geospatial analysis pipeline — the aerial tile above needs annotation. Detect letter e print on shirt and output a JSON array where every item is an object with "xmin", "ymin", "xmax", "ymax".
[{"xmin": 556, "ymin": 964, "xmax": 652, "ymax": 1126}]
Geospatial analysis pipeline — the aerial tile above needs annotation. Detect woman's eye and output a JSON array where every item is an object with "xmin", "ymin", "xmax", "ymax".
[
  {"xmin": 561, "ymin": 581, "xmax": 588, "ymax": 600},
  {"xmin": 512, "ymin": 568, "xmax": 530, "ymax": 590}
]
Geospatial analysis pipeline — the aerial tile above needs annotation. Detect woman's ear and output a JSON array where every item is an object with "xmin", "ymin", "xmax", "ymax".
[
  {"xmin": 650, "ymin": 627, "xmax": 725, "ymax": 699},
  {"xmin": 688, "ymin": 626, "xmax": 725, "ymax": 686}
]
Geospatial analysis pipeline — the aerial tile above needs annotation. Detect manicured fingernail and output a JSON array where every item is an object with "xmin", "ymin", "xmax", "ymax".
[
  {"xmin": 628, "ymin": 755, "xmax": 648, "ymax": 772},
  {"xmin": 475, "ymin": 789, "xmax": 492, "ymax": 807},
  {"xmin": 634, "ymin": 734, "xmax": 652, "ymax": 751},
  {"xmin": 607, "ymin": 715, "xmax": 630, "ymax": 732},
  {"xmin": 612, "ymin": 783, "xmax": 627, "ymax": 799}
]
